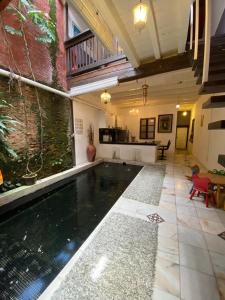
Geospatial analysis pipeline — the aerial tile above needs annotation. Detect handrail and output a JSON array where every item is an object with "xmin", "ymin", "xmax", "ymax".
[
  {"xmin": 65, "ymin": 30, "xmax": 124, "ymax": 77},
  {"xmin": 64, "ymin": 29, "xmax": 94, "ymax": 49}
]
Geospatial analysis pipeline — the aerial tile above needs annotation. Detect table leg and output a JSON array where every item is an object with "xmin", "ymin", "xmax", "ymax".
[{"xmin": 216, "ymin": 184, "xmax": 220, "ymax": 208}]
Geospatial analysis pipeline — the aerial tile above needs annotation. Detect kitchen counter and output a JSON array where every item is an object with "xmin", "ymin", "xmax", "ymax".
[
  {"xmin": 100, "ymin": 141, "xmax": 160, "ymax": 146},
  {"xmin": 98, "ymin": 142, "xmax": 159, "ymax": 163}
]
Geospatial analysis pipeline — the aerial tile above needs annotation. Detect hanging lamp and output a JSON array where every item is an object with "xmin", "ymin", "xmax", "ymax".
[
  {"xmin": 142, "ymin": 84, "xmax": 149, "ymax": 105},
  {"xmin": 100, "ymin": 90, "xmax": 111, "ymax": 104},
  {"xmin": 133, "ymin": 0, "xmax": 148, "ymax": 31}
]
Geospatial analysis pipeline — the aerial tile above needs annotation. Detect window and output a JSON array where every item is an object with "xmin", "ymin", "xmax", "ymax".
[
  {"xmin": 139, "ymin": 118, "xmax": 156, "ymax": 139},
  {"xmin": 72, "ymin": 22, "xmax": 81, "ymax": 37}
]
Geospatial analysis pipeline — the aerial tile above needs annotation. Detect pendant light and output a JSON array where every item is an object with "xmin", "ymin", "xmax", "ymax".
[
  {"xmin": 133, "ymin": 0, "xmax": 148, "ymax": 31},
  {"xmin": 142, "ymin": 84, "xmax": 149, "ymax": 105},
  {"xmin": 100, "ymin": 90, "xmax": 111, "ymax": 104}
]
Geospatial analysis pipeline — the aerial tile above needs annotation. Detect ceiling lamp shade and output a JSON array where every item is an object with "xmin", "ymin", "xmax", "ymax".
[
  {"xmin": 133, "ymin": 0, "xmax": 148, "ymax": 31},
  {"xmin": 176, "ymin": 104, "xmax": 180, "ymax": 109},
  {"xmin": 100, "ymin": 90, "xmax": 111, "ymax": 104}
]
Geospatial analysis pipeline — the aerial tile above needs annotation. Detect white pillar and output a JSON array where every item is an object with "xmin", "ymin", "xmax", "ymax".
[
  {"xmin": 202, "ymin": 0, "xmax": 211, "ymax": 83},
  {"xmin": 194, "ymin": 0, "xmax": 199, "ymax": 60},
  {"xmin": 189, "ymin": 4, "xmax": 194, "ymax": 50}
]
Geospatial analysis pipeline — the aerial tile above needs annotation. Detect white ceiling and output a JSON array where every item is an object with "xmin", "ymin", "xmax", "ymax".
[
  {"xmin": 92, "ymin": 0, "xmax": 194, "ymax": 66},
  {"xmin": 75, "ymin": 0, "xmax": 198, "ymax": 108},
  {"xmin": 79, "ymin": 68, "xmax": 200, "ymax": 108}
]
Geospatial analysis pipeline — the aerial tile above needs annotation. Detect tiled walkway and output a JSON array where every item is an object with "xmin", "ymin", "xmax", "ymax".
[
  {"xmin": 153, "ymin": 153, "xmax": 225, "ymax": 300},
  {"xmin": 114, "ymin": 153, "xmax": 225, "ymax": 299},
  {"xmin": 40, "ymin": 153, "xmax": 225, "ymax": 300}
]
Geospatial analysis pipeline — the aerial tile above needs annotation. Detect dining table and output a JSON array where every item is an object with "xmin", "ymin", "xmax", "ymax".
[{"xmin": 199, "ymin": 172, "xmax": 225, "ymax": 209}]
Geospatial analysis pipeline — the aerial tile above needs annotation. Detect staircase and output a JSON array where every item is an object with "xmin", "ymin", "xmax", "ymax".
[
  {"xmin": 192, "ymin": 34, "xmax": 225, "ymax": 94},
  {"xmin": 200, "ymin": 78, "xmax": 225, "ymax": 168}
]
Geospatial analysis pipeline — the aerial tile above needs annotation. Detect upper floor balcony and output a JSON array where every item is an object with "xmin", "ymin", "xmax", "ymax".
[{"xmin": 65, "ymin": 29, "xmax": 126, "ymax": 78}]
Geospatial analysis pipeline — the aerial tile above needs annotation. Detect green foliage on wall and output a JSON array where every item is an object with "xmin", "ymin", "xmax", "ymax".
[
  {"xmin": 49, "ymin": 0, "xmax": 59, "ymax": 88},
  {"xmin": 0, "ymin": 78, "xmax": 73, "ymax": 182}
]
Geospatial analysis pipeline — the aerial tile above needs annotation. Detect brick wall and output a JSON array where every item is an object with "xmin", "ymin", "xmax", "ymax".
[
  {"xmin": 0, "ymin": 0, "xmax": 67, "ymax": 90},
  {"xmin": 0, "ymin": 77, "xmax": 73, "ymax": 182}
]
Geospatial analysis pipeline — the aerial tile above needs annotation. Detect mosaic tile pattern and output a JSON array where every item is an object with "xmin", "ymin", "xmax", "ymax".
[
  {"xmin": 218, "ymin": 231, "xmax": 225, "ymax": 240},
  {"xmin": 147, "ymin": 213, "xmax": 165, "ymax": 224},
  {"xmin": 52, "ymin": 213, "xmax": 158, "ymax": 300},
  {"xmin": 123, "ymin": 165, "xmax": 166, "ymax": 206}
]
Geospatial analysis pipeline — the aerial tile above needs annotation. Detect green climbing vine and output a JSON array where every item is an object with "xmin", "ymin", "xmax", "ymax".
[
  {"xmin": 5, "ymin": 0, "xmax": 56, "ymax": 44},
  {"xmin": 0, "ymin": 0, "xmax": 57, "ymax": 176}
]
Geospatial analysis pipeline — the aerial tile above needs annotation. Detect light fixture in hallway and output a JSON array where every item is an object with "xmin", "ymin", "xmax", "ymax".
[
  {"xmin": 129, "ymin": 108, "xmax": 139, "ymax": 115},
  {"xmin": 176, "ymin": 104, "xmax": 180, "ymax": 109},
  {"xmin": 142, "ymin": 84, "xmax": 149, "ymax": 105},
  {"xmin": 182, "ymin": 111, "xmax": 188, "ymax": 116},
  {"xmin": 100, "ymin": 90, "xmax": 111, "ymax": 104},
  {"xmin": 133, "ymin": 0, "xmax": 148, "ymax": 31}
]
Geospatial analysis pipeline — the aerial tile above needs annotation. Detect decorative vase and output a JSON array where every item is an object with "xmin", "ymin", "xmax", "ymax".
[
  {"xmin": 22, "ymin": 173, "xmax": 37, "ymax": 185},
  {"xmin": 87, "ymin": 143, "xmax": 96, "ymax": 162}
]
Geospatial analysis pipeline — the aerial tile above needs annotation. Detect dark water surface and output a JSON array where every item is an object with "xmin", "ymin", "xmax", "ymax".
[{"xmin": 0, "ymin": 163, "xmax": 141, "ymax": 300}]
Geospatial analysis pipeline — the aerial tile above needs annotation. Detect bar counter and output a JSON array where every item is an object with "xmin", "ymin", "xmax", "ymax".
[
  {"xmin": 99, "ymin": 141, "xmax": 159, "ymax": 146},
  {"xmin": 98, "ymin": 142, "xmax": 159, "ymax": 163}
]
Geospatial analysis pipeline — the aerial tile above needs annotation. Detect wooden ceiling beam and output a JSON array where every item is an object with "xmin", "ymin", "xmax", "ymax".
[
  {"xmin": 119, "ymin": 53, "xmax": 191, "ymax": 83},
  {"xmin": 147, "ymin": 0, "xmax": 161, "ymax": 59}
]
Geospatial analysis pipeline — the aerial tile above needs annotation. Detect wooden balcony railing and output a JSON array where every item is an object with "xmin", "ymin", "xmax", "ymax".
[{"xmin": 65, "ymin": 29, "xmax": 125, "ymax": 76}]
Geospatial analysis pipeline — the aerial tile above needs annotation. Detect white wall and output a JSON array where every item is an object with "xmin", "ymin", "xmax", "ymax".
[
  {"xmin": 117, "ymin": 104, "xmax": 178, "ymax": 153},
  {"xmin": 73, "ymin": 100, "xmax": 106, "ymax": 165},
  {"xmin": 192, "ymin": 94, "xmax": 225, "ymax": 170},
  {"xmin": 68, "ymin": 4, "xmax": 89, "ymax": 39},
  {"xmin": 212, "ymin": 0, "xmax": 225, "ymax": 35}
]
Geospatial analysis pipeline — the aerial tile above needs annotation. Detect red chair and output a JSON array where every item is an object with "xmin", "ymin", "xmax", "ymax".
[{"xmin": 189, "ymin": 175, "xmax": 216, "ymax": 208}]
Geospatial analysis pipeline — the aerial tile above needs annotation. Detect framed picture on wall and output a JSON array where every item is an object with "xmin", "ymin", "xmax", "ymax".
[{"xmin": 158, "ymin": 114, "xmax": 173, "ymax": 133}]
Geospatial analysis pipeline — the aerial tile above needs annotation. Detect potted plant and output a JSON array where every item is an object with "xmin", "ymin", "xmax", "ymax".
[
  {"xmin": 87, "ymin": 124, "xmax": 96, "ymax": 162},
  {"xmin": 22, "ymin": 172, "xmax": 37, "ymax": 185}
]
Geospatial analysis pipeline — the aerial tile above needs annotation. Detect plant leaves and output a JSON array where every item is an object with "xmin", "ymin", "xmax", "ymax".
[
  {"xmin": 4, "ymin": 25, "xmax": 23, "ymax": 36},
  {"xmin": 19, "ymin": 0, "xmax": 32, "ymax": 8},
  {"xmin": 35, "ymin": 34, "xmax": 52, "ymax": 43}
]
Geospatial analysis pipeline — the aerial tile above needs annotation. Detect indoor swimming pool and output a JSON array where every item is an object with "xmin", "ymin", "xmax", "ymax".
[{"xmin": 0, "ymin": 162, "xmax": 142, "ymax": 300}]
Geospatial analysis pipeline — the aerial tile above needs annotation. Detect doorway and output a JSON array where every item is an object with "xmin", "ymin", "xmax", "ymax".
[
  {"xmin": 176, "ymin": 127, "xmax": 189, "ymax": 149},
  {"xmin": 176, "ymin": 111, "xmax": 191, "ymax": 150}
]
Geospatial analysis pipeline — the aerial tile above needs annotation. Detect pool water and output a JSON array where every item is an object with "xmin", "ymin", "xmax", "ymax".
[{"xmin": 0, "ymin": 162, "xmax": 141, "ymax": 300}]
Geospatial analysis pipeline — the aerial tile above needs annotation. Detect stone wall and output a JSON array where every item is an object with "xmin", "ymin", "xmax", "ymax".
[{"xmin": 0, "ymin": 77, "xmax": 73, "ymax": 182}]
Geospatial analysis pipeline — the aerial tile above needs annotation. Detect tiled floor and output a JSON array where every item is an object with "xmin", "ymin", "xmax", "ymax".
[
  {"xmin": 154, "ymin": 153, "xmax": 225, "ymax": 300},
  {"xmin": 40, "ymin": 153, "xmax": 225, "ymax": 300},
  {"xmin": 113, "ymin": 153, "xmax": 225, "ymax": 300}
]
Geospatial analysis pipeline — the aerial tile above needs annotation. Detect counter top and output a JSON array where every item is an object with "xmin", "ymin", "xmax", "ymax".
[{"xmin": 99, "ymin": 141, "xmax": 159, "ymax": 146}]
